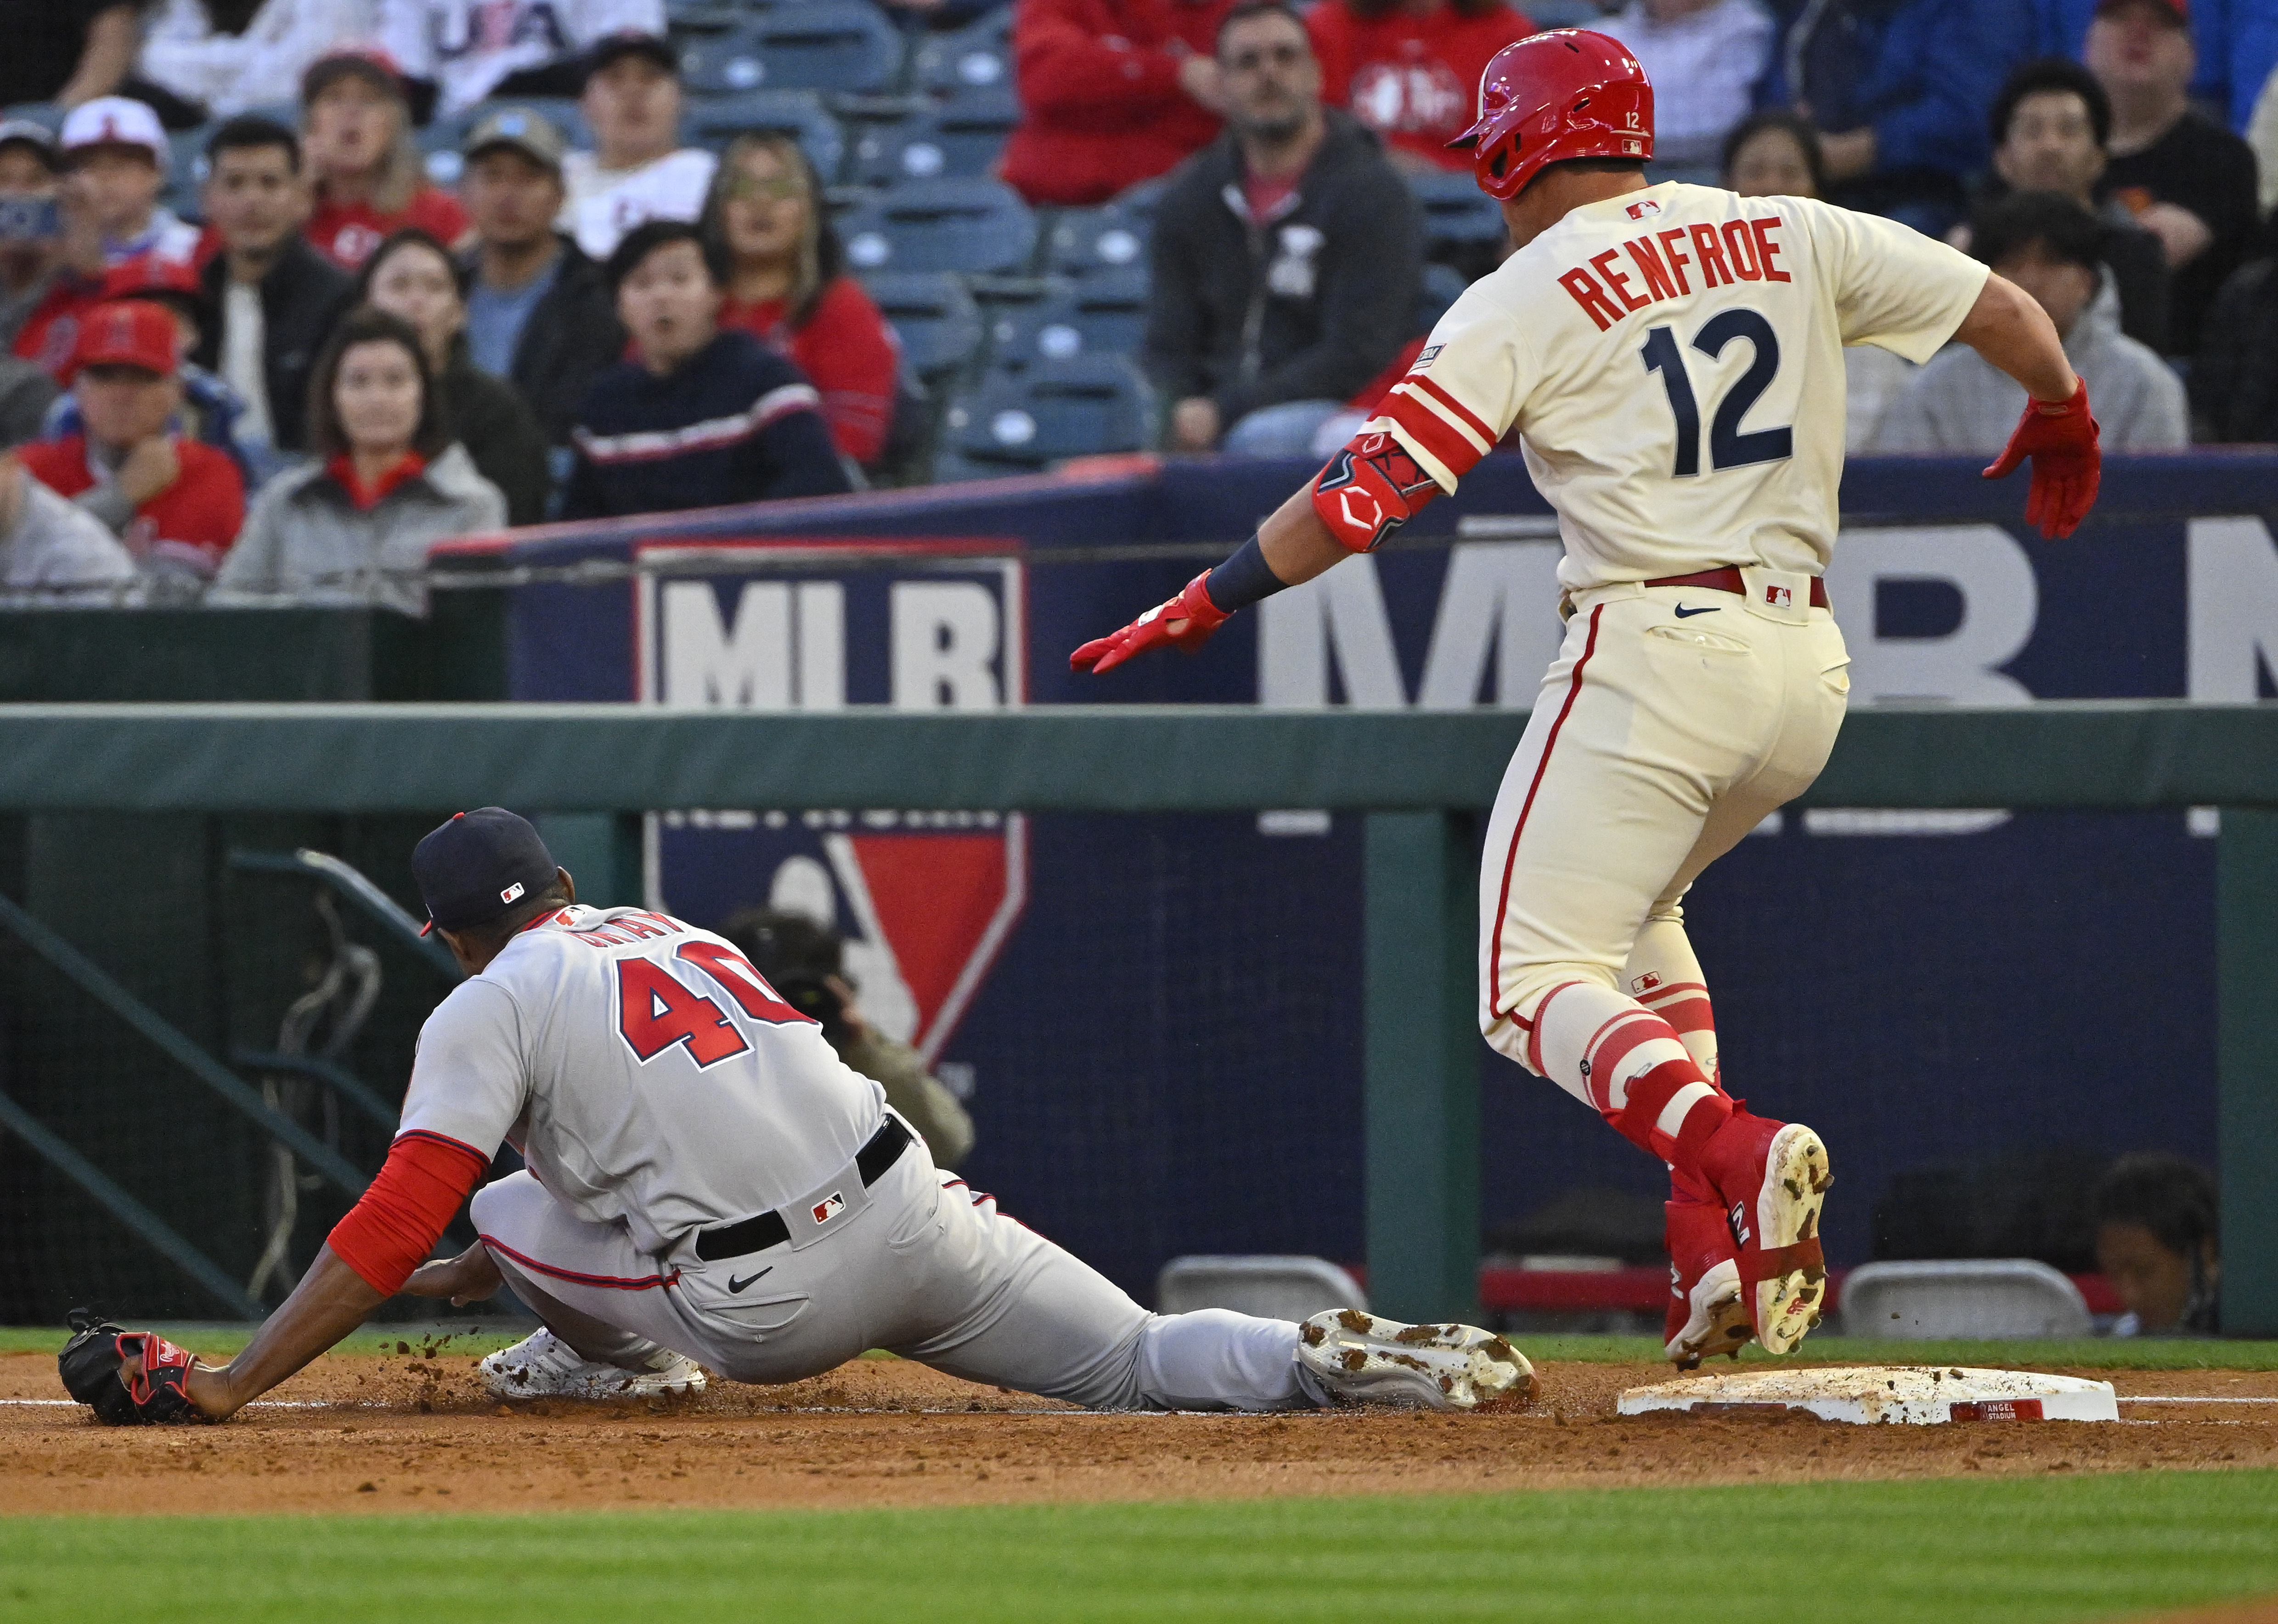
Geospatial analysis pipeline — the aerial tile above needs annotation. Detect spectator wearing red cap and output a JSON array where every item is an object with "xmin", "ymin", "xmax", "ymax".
[
  {"xmin": 18, "ymin": 299, "xmax": 246, "ymax": 584},
  {"xmin": 2086, "ymin": 0, "xmax": 2260, "ymax": 357},
  {"xmin": 302, "ymin": 48, "xmax": 472, "ymax": 271},
  {"xmin": 999, "ymin": 0, "xmax": 1238, "ymax": 208},
  {"xmin": 1306, "ymin": 0, "xmax": 1534, "ymax": 174},
  {"xmin": 41, "ymin": 255, "xmax": 253, "ymax": 484},
  {"xmin": 559, "ymin": 32, "xmax": 716, "ymax": 261}
]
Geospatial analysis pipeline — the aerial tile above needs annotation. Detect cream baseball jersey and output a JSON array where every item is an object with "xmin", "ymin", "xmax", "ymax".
[
  {"xmin": 1372, "ymin": 181, "xmax": 1988, "ymax": 590},
  {"xmin": 395, "ymin": 905, "xmax": 884, "ymax": 1256}
]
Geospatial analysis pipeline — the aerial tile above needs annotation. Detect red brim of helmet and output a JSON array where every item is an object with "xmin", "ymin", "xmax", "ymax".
[{"xmin": 1446, "ymin": 130, "xmax": 1481, "ymax": 150}]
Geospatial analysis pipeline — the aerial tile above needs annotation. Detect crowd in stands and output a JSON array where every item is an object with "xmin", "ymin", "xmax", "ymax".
[{"xmin": 0, "ymin": 0, "xmax": 2277, "ymax": 610}]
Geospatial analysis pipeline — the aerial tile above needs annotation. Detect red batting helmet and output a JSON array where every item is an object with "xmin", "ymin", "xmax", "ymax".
[{"xmin": 1448, "ymin": 29, "xmax": 1654, "ymax": 202}]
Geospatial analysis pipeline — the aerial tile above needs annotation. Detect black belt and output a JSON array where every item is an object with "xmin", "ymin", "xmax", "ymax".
[{"xmin": 694, "ymin": 1115, "xmax": 915, "ymax": 1262}]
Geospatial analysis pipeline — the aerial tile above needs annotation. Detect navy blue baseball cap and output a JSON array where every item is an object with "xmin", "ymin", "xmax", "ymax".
[{"xmin": 412, "ymin": 808, "xmax": 559, "ymax": 935}]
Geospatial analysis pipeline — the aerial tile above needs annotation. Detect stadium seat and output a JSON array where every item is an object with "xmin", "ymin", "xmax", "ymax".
[
  {"xmin": 939, "ymin": 353, "xmax": 1156, "ymax": 474},
  {"xmin": 1408, "ymin": 166, "xmax": 1506, "ymax": 256},
  {"xmin": 1524, "ymin": 0, "xmax": 1606, "ymax": 24},
  {"xmin": 1838, "ymin": 1260, "xmax": 2093, "ymax": 1339},
  {"xmin": 864, "ymin": 271, "xmax": 986, "ymax": 379},
  {"xmin": 911, "ymin": 10, "xmax": 1015, "ymax": 100},
  {"xmin": 1044, "ymin": 201, "xmax": 1151, "ymax": 279},
  {"xmin": 665, "ymin": 0, "xmax": 756, "ymax": 34},
  {"xmin": 1156, "ymin": 1256, "xmax": 1368, "ymax": 1320},
  {"xmin": 990, "ymin": 266, "xmax": 1148, "ymax": 370},
  {"xmin": 851, "ymin": 85, "xmax": 1018, "ymax": 185},
  {"xmin": 682, "ymin": 89, "xmax": 846, "ymax": 180},
  {"xmin": 677, "ymin": 4, "xmax": 903, "ymax": 96},
  {"xmin": 835, "ymin": 178, "xmax": 1037, "ymax": 276}
]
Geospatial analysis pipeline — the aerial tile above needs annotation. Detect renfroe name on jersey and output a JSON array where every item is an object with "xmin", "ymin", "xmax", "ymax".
[{"xmin": 1556, "ymin": 213, "xmax": 1793, "ymax": 332}]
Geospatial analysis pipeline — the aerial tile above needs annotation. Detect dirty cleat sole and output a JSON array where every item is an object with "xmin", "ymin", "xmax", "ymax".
[
  {"xmin": 1666, "ymin": 1256, "xmax": 1752, "ymax": 1371},
  {"xmin": 479, "ymin": 1328, "xmax": 708, "ymax": 1401},
  {"xmin": 1737, "ymin": 1123, "xmax": 1832, "ymax": 1356},
  {"xmin": 1296, "ymin": 1309, "xmax": 1536, "ymax": 1411}
]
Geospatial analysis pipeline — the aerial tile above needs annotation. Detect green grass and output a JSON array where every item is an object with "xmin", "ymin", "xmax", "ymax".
[
  {"xmin": 1, "ymin": 1472, "xmax": 2273, "ymax": 1623},
  {"xmin": 0, "ymin": 1323, "xmax": 531, "ymax": 1358}
]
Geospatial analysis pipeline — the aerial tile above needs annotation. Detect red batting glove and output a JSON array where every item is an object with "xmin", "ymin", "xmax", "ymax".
[
  {"xmin": 1069, "ymin": 571, "xmax": 1229, "ymax": 675},
  {"xmin": 1981, "ymin": 377, "xmax": 2101, "ymax": 539}
]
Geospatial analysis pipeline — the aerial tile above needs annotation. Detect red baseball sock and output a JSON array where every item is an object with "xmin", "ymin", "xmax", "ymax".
[{"xmin": 1529, "ymin": 981, "xmax": 1733, "ymax": 1176}]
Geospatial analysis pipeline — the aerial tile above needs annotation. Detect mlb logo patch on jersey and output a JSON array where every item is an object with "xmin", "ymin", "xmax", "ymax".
[
  {"xmin": 1414, "ymin": 345, "xmax": 1442, "ymax": 368},
  {"xmin": 812, "ymin": 1192, "xmax": 846, "ymax": 1225},
  {"xmin": 1764, "ymin": 584, "xmax": 1794, "ymax": 609},
  {"xmin": 1632, "ymin": 971, "xmax": 1663, "ymax": 993},
  {"xmin": 1625, "ymin": 199, "xmax": 1661, "ymax": 220}
]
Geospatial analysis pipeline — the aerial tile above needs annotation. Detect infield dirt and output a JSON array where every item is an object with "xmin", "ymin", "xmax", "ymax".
[{"xmin": 5, "ymin": 1347, "xmax": 2274, "ymax": 1515}]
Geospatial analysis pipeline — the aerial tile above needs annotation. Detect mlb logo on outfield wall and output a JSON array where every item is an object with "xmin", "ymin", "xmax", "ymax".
[{"xmin": 635, "ymin": 541, "xmax": 1028, "ymax": 1067}]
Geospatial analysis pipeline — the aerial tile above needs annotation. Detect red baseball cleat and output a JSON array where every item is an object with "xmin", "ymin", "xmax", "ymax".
[
  {"xmin": 1697, "ymin": 1108, "xmax": 1832, "ymax": 1355},
  {"xmin": 1664, "ymin": 1183, "xmax": 1750, "ymax": 1370}
]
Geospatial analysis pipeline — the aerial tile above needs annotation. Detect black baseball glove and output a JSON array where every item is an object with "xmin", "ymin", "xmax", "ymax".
[{"xmin": 58, "ymin": 1308, "xmax": 205, "ymax": 1425}]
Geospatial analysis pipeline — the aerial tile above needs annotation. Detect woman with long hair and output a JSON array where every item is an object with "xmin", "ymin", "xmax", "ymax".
[
  {"xmin": 700, "ymin": 133, "xmax": 898, "ymax": 468},
  {"xmin": 212, "ymin": 306, "xmax": 505, "ymax": 615},
  {"xmin": 356, "ymin": 227, "xmax": 550, "ymax": 525},
  {"xmin": 300, "ymin": 48, "xmax": 471, "ymax": 271}
]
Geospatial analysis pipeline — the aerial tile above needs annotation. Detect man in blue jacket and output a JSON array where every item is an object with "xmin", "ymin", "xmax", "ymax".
[
  {"xmin": 1764, "ymin": 0, "xmax": 2036, "ymax": 236},
  {"xmin": 564, "ymin": 220, "xmax": 851, "ymax": 520}
]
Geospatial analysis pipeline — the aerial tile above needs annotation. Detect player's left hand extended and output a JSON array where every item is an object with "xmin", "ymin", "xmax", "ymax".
[
  {"xmin": 57, "ymin": 1308, "xmax": 206, "ymax": 1425},
  {"xmin": 1981, "ymin": 377, "xmax": 2100, "ymax": 540},
  {"xmin": 1069, "ymin": 571, "xmax": 1229, "ymax": 674}
]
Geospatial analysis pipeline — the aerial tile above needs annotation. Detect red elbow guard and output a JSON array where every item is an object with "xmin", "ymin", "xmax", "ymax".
[{"xmin": 1310, "ymin": 429, "xmax": 1443, "ymax": 554}]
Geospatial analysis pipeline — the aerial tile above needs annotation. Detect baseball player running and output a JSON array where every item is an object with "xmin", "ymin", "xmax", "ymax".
[
  {"xmin": 60, "ymin": 809, "xmax": 1534, "ymax": 1425},
  {"xmin": 1071, "ymin": 31, "xmax": 2100, "ymax": 1369}
]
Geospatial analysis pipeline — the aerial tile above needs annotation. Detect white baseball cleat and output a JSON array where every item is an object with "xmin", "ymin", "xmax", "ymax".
[
  {"xmin": 1703, "ymin": 1111, "xmax": 1833, "ymax": 1357},
  {"xmin": 1296, "ymin": 1309, "xmax": 1536, "ymax": 1410},
  {"xmin": 479, "ymin": 1328, "xmax": 708, "ymax": 1400}
]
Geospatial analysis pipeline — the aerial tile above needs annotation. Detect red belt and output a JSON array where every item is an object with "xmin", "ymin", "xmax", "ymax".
[{"xmin": 1643, "ymin": 566, "xmax": 1828, "ymax": 610}]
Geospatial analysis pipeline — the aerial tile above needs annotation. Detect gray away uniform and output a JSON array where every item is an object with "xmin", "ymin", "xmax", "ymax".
[{"xmin": 404, "ymin": 905, "xmax": 1312, "ymax": 1410}]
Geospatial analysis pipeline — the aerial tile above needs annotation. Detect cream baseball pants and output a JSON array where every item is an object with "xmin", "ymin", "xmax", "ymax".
[{"xmin": 1477, "ymin": 568, "xmax": 1851, "ymax": 1090}]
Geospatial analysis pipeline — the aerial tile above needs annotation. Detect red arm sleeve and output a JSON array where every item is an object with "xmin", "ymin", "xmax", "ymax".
[
  {"xmin": 325, "ymin": 1130, "xmax": 490, "ymax": 1296},
  {"xmin": 1016, "ymin": 0, "xmax": 1187, "ymax": 119}
]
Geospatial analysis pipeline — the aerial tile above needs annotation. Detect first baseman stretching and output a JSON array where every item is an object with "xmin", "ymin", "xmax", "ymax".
[
  {"xmin": 60, "ymin": 809, "xmax": 1533, "ymax": 1424},
  {"xmin": 1074, "ymin": 27, "xmax": 2100, "ymax": 1368}
]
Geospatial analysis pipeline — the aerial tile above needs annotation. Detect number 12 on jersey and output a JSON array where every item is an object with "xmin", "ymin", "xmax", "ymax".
[{"xmin": 1640, "ymin": 309, "xmax": 1794, "ymax": 478}]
